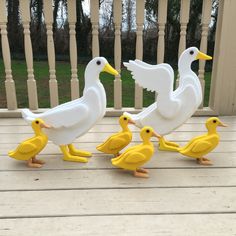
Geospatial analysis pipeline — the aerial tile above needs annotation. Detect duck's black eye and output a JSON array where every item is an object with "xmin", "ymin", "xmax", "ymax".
[
  {"xmin": 124, "ymin": 117, "xmax": 127, "ymax": 121},
  {"xmin": 146, "ymin": 129, "xmax": 150, "ymax": 133},
  {"xmin": 190, "ymin": 50, "xmax": 194, "ymax": 55},
  {"xmin": 35, "ymin": 121, "xmax": 39, "ymax": 124},
  {"xmin": 213, "ymin": 120, "xmax": 217, "ymax": 123},
  {"xmin": 96, "ymin": 60, "xmax": 101, "ymax": 65}
]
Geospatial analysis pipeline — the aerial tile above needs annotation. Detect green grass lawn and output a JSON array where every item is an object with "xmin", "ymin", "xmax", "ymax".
[{"xmin": 0, "ymin": 60, "xmax": 212, "ymax": 108}]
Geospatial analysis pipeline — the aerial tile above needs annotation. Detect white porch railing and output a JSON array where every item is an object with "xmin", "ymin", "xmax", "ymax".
[{"xmin": 0, "ymin": 0, "xmax": 236, "ymax": 117}]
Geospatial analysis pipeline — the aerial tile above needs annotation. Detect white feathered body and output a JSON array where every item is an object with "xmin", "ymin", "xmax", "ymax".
[
  {"xmin": 126, "ymin": 71, "xmax": 202, "ymax": 135},
  {"xmin": 22, "ymin": 82, "xmax": 106, "ymax": 145},
  {"xmin": 124, "ymin": 48, "xmax": 203, "ymax": 135}
]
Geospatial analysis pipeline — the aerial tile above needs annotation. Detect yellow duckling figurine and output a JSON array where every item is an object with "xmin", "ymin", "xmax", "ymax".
[
  {"xmin": 177, "ymin": 117, "xmax": 227, "ymax": 165},
  {"xmin": 96, "ymin": 115, "xmax": 135, "ymax": 157},
  {"xmin": 111, "ymin": 126, "xmax": 160, "ymax": 178},
  {"xmin": 8, "ymin": 118, "xmax": 51, "ymax": 168}
]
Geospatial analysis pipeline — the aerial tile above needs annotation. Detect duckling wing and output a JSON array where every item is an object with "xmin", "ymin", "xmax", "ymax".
[
  {"xmin": 18, "ymin": 142, "xmax": 37, "ymax": 154},
  {"xmin": 191, "ymin": 141, "xmax": 212, "ymax": 153},
  {"xmin": 109, "ymin": 135, "xmax": 130, "ymax": 150},
  {"xmin": 125, "ymin": 152, "xmax": 146, "ymax": 164}
]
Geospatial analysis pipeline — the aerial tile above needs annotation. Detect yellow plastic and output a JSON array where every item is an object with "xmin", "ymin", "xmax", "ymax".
[
  {"xmin": 111, "ymin": 126, "xmax": 160, "ymax": 178},
  {"xmin": 159, "ymin": 137, "xmax": 180, "ymax": 151},
  {"xmin": 96, "ymin": 115, "xmax": 135, "ymax": 156},
  {"xmin": 178, "ymin": 117, "xmax": 227, "ymax": 165},
  {"xmin": 8, "ymin": 119, "xmax": 50, "ymax": 167}
]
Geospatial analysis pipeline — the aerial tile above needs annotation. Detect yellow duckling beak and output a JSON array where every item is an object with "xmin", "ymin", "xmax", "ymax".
[
  {"xmin": 40, "ymin": 123, "xmax": 51, "ymax": 129},
  {"xmin": 196, "ymin": 51, "xmax": 212, "ymax": 60},
  {"xmin": 152, "ymin": 131, "xmax": 161, "ymax": 139},
  {"xmin": 102, "ymin": 63, "xmax": 119, "ymax": 76}
]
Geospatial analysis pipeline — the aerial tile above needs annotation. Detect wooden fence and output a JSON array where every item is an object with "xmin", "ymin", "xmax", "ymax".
[{"xmin": 0, "ymin": 0, "xmax": 236, "ymax": 117}]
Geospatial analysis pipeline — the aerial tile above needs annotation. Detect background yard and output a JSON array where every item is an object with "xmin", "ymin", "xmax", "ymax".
[{"xmin": 0, "ymin": 59, "xmax": 212, "ymax": 108}]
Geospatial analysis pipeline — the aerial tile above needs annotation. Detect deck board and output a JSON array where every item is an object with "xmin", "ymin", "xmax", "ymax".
[
  {"xmin": 0, "ymin": 116, "xmax": 236, "ymax": 235},
  {"xmin": 1, "ymin": 214, "xmax": 236, "ymax": 236}
]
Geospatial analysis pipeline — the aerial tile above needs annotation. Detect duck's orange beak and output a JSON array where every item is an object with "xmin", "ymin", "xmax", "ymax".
[{"xmin": 40, "ymin": 123, "xmax": 51, "ymax": 129}]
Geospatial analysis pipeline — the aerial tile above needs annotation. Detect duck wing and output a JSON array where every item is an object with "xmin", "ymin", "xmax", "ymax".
[
  {"xmin": 124, "ymin": 60, "xmax": 181, "ymax": 119},
  {"xmin": 134, "ymin": 59, "xmax": 174, "ymax": 79},
  {"xmin": 124, "ymin": 60, "xmax": 174, "ymax": 93},
  {"xmin": 39, "ymin": 104, "xmax": 89, "ymax": 128}
]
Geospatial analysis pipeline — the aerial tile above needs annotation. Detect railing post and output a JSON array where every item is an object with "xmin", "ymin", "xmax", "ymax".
[
  {"xmin": 113, "ymin": 0, "xmax": 122, "ymax": 109},
  {"xmin": 68, "ymin": 0, "xmax": 80, "ymax": 100},
  {"xmin": 157, "ymin": 0, "xmax": 168, "ymax": 64},
  {"xmin": 198, "ymin": 0, "xmax": 212, "ymax": 108},
  {"xmin": 134, "ymin": 0, "xmax": 145, "ymax": 109},
  {"xmin": 156, "ymin": 0, "xmax": 168, "ymax": 99},
  {"xmin": 176, "ymin": 0, "xmax": 190, "ymax": 88},
  {"xmin": 19, "ymin": 0, "xmax": 38, "ymax": 110},
  {"xmin": 209, "ymin": 0, "xmax": 236, "ymax": 115},
  {"xmin": 0, "ymin": 0, "xmax": 17, "ymax": 110},
  {"xmin": 43, "ymin": 0, "xmax": 59, "ymax": 107},
  {"xmin": 90, "ymin": 0, "xmax": 99, "ymax": 57}
]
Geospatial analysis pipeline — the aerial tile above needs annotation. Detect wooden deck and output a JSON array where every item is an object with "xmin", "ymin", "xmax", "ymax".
[{"xmin": 0, "ymin": 116, "xmax": 236, "ymax": 235}]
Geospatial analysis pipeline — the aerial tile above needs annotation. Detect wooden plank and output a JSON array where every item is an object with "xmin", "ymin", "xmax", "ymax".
[
  {"xmin": 1, "ymin": 214, "xmax": 236, "ymax": 236},
  {"xmin": 0, "ymin": 131, "xmax": 236, "ymax": 143},
  {"xmin": 0, "ymin": 168, "xmax": 236, "ymax": 191},
  {"xmin": 0, "ymin": 187, "xmax": 235, "ymax": 217},
  {"xmin": 1, "ymin": 152, "xmax": 236, "ymax": 171},
  {"xmin": 0, "ymin": 116, "xmax": 235, "ymax": 125}
]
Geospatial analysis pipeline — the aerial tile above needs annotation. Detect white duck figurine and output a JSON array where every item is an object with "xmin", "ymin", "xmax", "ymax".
[
  {"xmin": 124, "ymin": 47, "xmax": 212, "ymax": 151},
  {"xmin": 22, "ymin": 57, "xmax": 119, "ymax": 162}
]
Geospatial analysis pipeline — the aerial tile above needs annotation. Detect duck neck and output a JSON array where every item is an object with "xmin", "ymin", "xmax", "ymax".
[
  {"xmin": 84, "ymin": 67, "xmax": 101, "ymax": 92},
  {"xmin": 178, "ymin": 55, "xmax": 193, "ymax": 76}
]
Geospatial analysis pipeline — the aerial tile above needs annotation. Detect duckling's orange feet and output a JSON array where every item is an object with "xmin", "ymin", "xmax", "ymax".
[
  {"xmin": 32, "ymin": 157, "xmax": 45, "ymax": 165},
  {"xmin": 27, "ymin": 158, "xmax": 43, "ymax": 168},
  {"xmin": 137, "ymin": 168, "xmax": 149, "ymax": 174},
  {"xmin": 197, "ymin": 157, "xmax": 213, "ymax": 165},
  {"xmin": 134, "ymin": 170, "xmax": 149, "ymax": 178}
]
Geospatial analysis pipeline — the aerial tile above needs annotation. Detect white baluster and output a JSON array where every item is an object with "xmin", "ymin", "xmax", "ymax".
[
  {"xmin": 176, "ymin": 0, "xmax": 190, "ymax": 88},
  {"xmin": 19, "ymin": 0, "xmax": 38, "ymax": 110},
  {"xmin": 43, "ymin": 0, "xmax": 59, "ymax": 107},
  {"xmin": 0, "ymin": 0, "xmax": 17, "ymax": 110},
  {"xmin": 113, "ymin": 0, "xmax": 122, "ymax": 109},
  {"xmin": 198, "ymin": 0, "xmax": 212, "ymax": 108},
  {"xmin": 135, "ymin": 0, "xmax": 145, "ymax": 109},
  {"xmin": 157, "ymin": 0, "xmax": 168, "ymax": 64},
  {"xmin": 90, "ymin": 0, "xmax": 99, "ymax": 57},
  {"xmin": 68, "ymin": 0, "xmax": 79, "ymax": 100}
]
